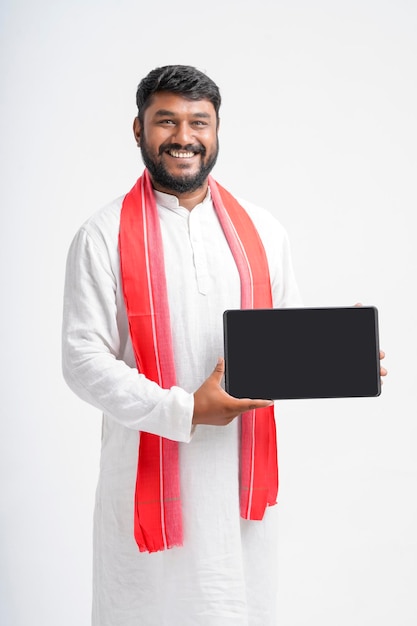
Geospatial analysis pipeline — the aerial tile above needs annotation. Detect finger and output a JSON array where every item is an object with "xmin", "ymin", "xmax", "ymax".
[
  {"xmin": 379, "ymin": 350, "xmax": 385, "ymax": 360},
  {"xmin": 241, "ymin": 398, "xmax": 274, "ymax": 410},
  {"xmin": 354, "ymin": 302, "xmax": 363, "ymax": 307},
  {"xmin": 380, "ymin": 367, "xmax": 388, "ymax": 376}
]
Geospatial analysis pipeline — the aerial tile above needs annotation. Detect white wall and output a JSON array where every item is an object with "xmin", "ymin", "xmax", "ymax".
[{"xmin": 1, "ymin": 1, "xmax": 416, "ymax": 624}]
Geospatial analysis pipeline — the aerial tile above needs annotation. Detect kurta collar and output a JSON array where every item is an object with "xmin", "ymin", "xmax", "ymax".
[{"xmin": 153, "ymin": 187, "xmax": 212, "ymax": 215}]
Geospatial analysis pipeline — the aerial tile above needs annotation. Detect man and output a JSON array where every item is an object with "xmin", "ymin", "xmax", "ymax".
[{"xmin": 62, "ymin": 65, "xmax": 386, "ymax": 626}]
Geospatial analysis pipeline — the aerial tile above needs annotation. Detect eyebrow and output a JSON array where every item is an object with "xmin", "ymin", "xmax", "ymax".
[{"xmin": 153, "ymin": 109, "xmax": 212, "ymax": 119}]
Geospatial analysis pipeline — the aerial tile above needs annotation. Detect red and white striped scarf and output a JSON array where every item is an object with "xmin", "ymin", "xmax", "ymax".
[{"xmin": 119, "ymin": 169, "xmax": 278, "ymax": 553}]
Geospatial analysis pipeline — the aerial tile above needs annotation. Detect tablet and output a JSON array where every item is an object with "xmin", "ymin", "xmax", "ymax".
[{"xmin": 223, "ymin": 306, "xmax": 381, "ymax": 400}]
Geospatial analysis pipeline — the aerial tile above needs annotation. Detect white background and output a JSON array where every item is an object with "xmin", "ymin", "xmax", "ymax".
[{"xmin": 1, "ymin": 1, "xmax": 416, "ymax": 624}]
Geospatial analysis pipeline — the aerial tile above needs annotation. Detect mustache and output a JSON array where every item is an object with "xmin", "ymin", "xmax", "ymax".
[{"xmin": 158, "ymin": 142, "xmax": 206, "ymax": 156}]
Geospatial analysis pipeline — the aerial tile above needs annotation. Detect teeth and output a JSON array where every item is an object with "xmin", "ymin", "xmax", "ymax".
[{"xmin": 169, "ymin": 150, "xmax": 195, "ymax": 158}]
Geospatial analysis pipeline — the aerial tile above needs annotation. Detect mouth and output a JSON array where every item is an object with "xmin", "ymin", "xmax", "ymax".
[
  {"xmin": 160, "ymin": 143, "xmax": 206, "ymax": 160},
  {"xmin": 167, "ymin": 149, "xmax": 197, "ymax": 159}
]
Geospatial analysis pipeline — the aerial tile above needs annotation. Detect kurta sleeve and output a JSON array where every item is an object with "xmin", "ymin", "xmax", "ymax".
[{"xmin": 62, "ymin": 221, "xmax": 194, "ymax": 442}]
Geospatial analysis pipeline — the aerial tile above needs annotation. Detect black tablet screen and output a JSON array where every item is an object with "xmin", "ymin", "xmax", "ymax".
[{"xmin": 223, "ymin": 306, "xmax": 381, "ymax": 400}]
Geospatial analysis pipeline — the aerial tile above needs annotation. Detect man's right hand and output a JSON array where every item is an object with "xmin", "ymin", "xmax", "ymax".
[{"xmin": 192, "ymin": 358, "xmax": 273, "ymax": 426}]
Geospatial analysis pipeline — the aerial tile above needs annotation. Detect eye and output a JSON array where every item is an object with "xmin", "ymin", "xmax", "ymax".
[
  {"xmin": 158, "ymin": 119, "xmax": 175, "ymax": 126},
  {"xmin": 191, "ymin": 120, "xmax": 208, "ymax": 131}
]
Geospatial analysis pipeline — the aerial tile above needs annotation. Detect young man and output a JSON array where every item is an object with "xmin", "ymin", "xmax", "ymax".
[{"xmin": 62, "ymin": 65, "xmax": 386, "ymax": 625}]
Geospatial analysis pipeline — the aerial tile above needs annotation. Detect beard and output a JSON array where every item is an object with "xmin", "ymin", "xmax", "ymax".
[{"xmin": 139, "ymin": 133, "xmax": 219, "ymax": 194}]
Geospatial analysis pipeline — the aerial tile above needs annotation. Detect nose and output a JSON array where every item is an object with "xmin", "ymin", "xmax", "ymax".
[{"xmin": 172, "ymin": 121, "xmax": 194, "ymax": 145}]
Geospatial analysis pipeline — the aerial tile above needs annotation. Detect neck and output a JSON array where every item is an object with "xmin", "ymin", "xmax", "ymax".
[{"xmin": 151, "ymin": 182, "xmax": 209, "ymax": 211}]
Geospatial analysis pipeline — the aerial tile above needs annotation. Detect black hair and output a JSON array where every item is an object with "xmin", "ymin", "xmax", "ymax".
[{"xmin": 136, "ymin": 65, "xmax": 221, "ymax": 122}]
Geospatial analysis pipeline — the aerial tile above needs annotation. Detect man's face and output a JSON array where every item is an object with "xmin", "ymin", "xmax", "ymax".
[{"xmin": 134, "ymin": 92, "xmax": 219, "ymax": 195}]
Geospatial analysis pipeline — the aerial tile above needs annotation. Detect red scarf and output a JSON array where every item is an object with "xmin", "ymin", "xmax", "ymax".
[{"xmin": 119, "ymin": 170, "xmax": 278, "ymax": 553}]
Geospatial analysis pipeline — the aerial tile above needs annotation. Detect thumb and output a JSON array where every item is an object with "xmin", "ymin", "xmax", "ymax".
[{"xmin": 211, "ymin": 357, "xmax": 225, "ymax": 383}]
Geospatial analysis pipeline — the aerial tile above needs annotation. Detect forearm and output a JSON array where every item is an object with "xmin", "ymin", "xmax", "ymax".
[{"xmin": 62, "ymin": 342, "xmax": 194, "ymax": 441}]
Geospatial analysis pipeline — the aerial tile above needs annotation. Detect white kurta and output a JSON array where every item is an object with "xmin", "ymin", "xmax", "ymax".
[{"xmin": 62, "ymin": 186, "xmax": 302, "ymax": 626}]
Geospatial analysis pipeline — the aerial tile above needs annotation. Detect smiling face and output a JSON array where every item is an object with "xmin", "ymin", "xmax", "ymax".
[{"xmin": 134, "ymin": 92, "xmax": 219, "ymax": 197}]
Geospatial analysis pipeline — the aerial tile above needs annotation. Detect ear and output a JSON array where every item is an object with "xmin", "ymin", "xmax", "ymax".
[{"xmin": 133, "ymin": 117, "xmax": 141, "ymax": 146}]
